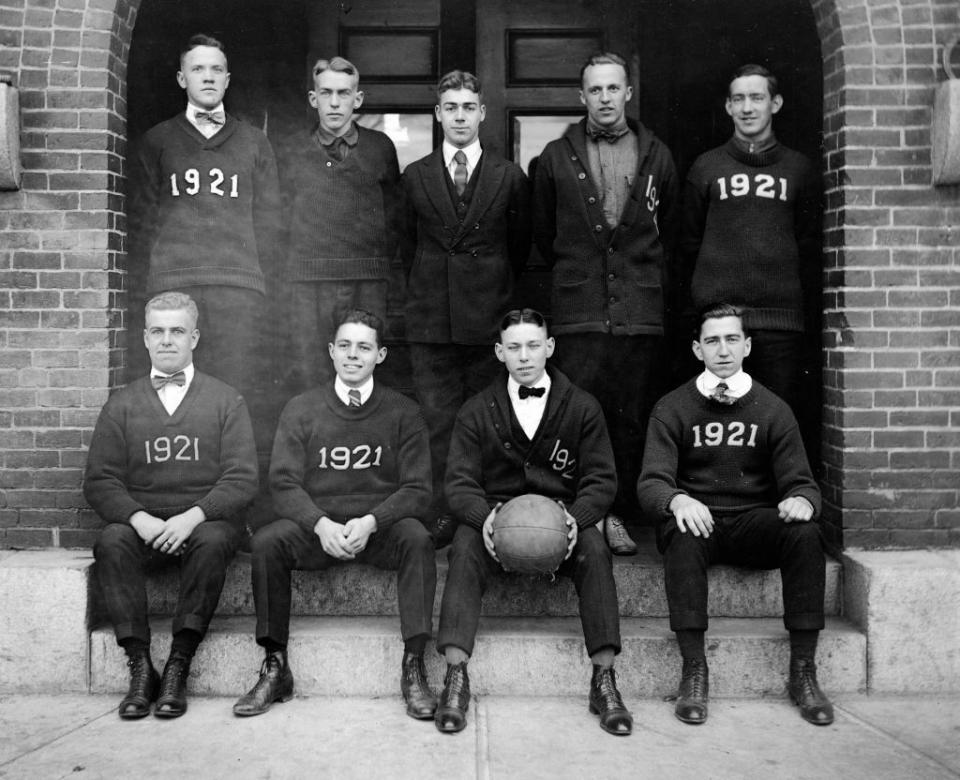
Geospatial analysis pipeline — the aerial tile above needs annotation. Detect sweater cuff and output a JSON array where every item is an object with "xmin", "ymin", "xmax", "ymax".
[{"xmin": 568, "ymin": 501, "xmax": 603, "ymax": 530}]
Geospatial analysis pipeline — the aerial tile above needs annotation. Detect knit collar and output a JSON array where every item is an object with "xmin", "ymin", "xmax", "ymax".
[{"xmin": 725, "ymin": 136, "xmax": 785, "ymax": 167}]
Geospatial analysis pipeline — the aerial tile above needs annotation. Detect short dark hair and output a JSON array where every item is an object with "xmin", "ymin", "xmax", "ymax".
[
  {"xmin": 180, "ymin": 34, "xmax": 227, "ymax": 67},
  {"xmin": 436, "ymin": 69, "xmax": 482, "ymax": 100},
  {"xmin": 695, "ymin": 303, "xmax": 748, "ymax": 339},
  {"xmin": 312, "ymin": 56, "xmax": 359, "ymax": 86},
  {"xmin": 580, "ymin": 52, "xmax": 629, "ymax": 85},
  {"xmin": 499, "ymin": 308, "xmax": 550, "ymax": 338},
  {"xmin": 729, "ymin": 64, "xmax": 779, "ymax": 99},
  {"xmin": 334, "ymin": 309, "xmax": 384, "ymax": 348}
]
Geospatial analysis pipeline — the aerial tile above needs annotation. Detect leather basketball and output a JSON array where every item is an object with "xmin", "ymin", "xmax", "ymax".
[{"xmin": 492, "ymin": 494, "xmax": 569, "ymax": 574}]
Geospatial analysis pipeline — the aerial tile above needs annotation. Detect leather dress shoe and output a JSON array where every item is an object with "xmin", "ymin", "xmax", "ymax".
[
  {"xmin": 401, "ymin": 652, "xmax": 438, "ymax": 719},
  {"xmin": 233, "ymin": 650, "xmax": 295, "ymax": 717},
  {"xmin": 433, "ymin": 514, "xmax": 457, "ymax": 549},
  {"xmin": 434, "ymin": 662, "xmax": 470, "ymax": 733},
  {"xmin": 788, "ymin": 658, "xmax": 834, "ymax": 725},
  {"xmin": 604, "ymin": 514, "xmax": 638, "ymax": 556},
  {"xmin": 155, "ymin": 651, "xmax": 191, "ymax": 718},
  {"xmin": 589, "ymin": 665, "xmax": 633, "ymax": 735},
  {"xmin": 118, "ymin": 650, "xmax": 159, "ymax": 720},
  {"xmin": 675, "ymin": 657, "xmax": 709, "ymax": 724}
]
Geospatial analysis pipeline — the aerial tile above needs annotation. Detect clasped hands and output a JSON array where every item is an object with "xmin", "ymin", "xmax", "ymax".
[
  {"xmin": 314, "ymin": 514, "xmax": 377, "ymax": 560},
  {"xmin": 129, "ymin": 506, "xmax": 206, "ymax": 555}
]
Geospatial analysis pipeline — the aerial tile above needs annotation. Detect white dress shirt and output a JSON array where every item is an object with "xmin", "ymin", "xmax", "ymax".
[
  {"xmin": 507, "ymin": 373, "xmax": 551, "ymax": 440},
  {"xmin": 443, "ymin": 138, "xmax": 482, "ymax": 185},
  {"xmin": 335, "ymin": 375, "xmax": 374, "ymax": 406},
  {"xmin": 186, "ymin": 102, "xmax": 226, "ymax": 139},
  {"xmin": 152, "ymin": 363, "xmax": 195, "ymax": 415},
  {"xmin": 696, "ymin": 368, "xmax": 752, "ymax": 399}
]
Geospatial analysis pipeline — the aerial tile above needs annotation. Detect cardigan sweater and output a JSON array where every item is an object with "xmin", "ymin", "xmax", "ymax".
[
  {"xmin": 679, "ymin": 138, "xmax": 820, "ymax": 331},
  {"xmin": 132, "ymin": 113, "xmax": 282, "ymax": 294},
  {"xmin": 269, "ymin": 381, "xmax": 432, "ymax": 532},
  {"xmin": 82, "ymin": 373, "xmax": 258, "ymax": 526},
  {"xmin": 445, "ymin": 366, "xmax": 616, "ymax": 531},
  {"xmin": 283, "ymin": 125, "xmax": 403, "ymax": 282},
  {"xmin": 636, "ymin": 378, "xmax": 821, "ymax": 521},
  {"xmin": 532, "ymin": 118, "xmax": 679, "ymax": 337}
]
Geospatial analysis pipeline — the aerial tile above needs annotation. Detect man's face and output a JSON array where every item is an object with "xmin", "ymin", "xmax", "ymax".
[
  {"xmin": 580, "ymin": 63, "xmax": 632, "ymax": 128},
  {"xmin": 309, "ymin": 68, "xmax": 363, "ymax": 136},
  {"xmin": 692, "ymin": 316, "xmax": 751, "ymax": 379},
  {"xmin": 177, "ymin": 45, "xmax": 230, "ymax": 110},
  {"xmin": 495, "ymin": 322, "xmax": 555, "ymax": 387},
  {"xmin": 328, "ymin": 322, "xmax": 386, "ymax": 388},
  {"xmin": 726, "ymin": 74, "xmax": 782, "ymax": 142},
  {"xmin": 435, "ymin": 88, "xmax": 485, "ymax": 148},
  {"xmin": 144, "ymin": 308, "xmax": 199, "ymax": 375}
]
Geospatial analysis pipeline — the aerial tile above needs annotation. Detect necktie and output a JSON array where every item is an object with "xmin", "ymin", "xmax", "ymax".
[
  {"xmin": 151, "ymin": 371, "xmax": 186, "ymax": 390},
  {"xmin": 453, "ymin": 150, "xmax": 468, "ymax": 196},
  {"xmin": 711, "ymin": 382, "xmax": 736, "ymax": 405},
  {"xmin": 518, "ymin": 385, "xmax": 546, "ymax": 400},
  {"xmin": 348, "ymin": 388, "xmax": 362, "ymax": 407},
  {"xmin": 195, "ymin": 110, "xmax": 225, "ymax": 126}
]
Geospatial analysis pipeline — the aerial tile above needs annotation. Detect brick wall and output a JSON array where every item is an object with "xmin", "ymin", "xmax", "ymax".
[
  {"xmin": 1, "ymin": 0, "xmax": 959, "ymax": 550},
  {"xmin": 813, "ymin": 0, "xmax": 960, "ymax": 548},
  {"xmin": 0, "ymin": 0, "xmax": 135, "ymax": 547}
]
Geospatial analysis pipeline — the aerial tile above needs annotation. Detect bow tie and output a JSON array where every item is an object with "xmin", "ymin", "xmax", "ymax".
[
  {"xmin": 195, "ymin": 110, "xmax": 225, "ymax": 126},
  {"xmin": 151, "ymin": 371, "xmax": 186, "ymax": 390},
  {"xmin": 518, "ymin": 385, "xmax": 546, "ymax": 400},
  {"xmin": 586, "ymin": 125, "xmax": 628, "ymax": 143},
  {"xmin": 710, "ymin": 382, "xmax": 736, "ymax": 405}
]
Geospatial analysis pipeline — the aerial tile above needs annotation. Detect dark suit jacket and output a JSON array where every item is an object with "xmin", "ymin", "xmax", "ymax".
[{"xmin": 402, "ymin": 147, "xmax": 531, "ymax": 345}]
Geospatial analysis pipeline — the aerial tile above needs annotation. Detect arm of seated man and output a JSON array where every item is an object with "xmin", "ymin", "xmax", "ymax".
[
  {"xmin": 668, "ymin": 494, "xmax": 715, "ymax": 538},
  {"xmin": 315, "ymin": 515, "xmax": 356, "ymax": 561},
  {"xmin": 778, "ymin": 495, "xmax": 814, "ymax": 523}
]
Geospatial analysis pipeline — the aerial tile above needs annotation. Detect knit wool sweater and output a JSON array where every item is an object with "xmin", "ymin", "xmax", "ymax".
[
  {"xmin": 270, "ymin": 382, "xmax": 432, "ymax": 532},
  {"xmin": 133, "ymin": 114, "xmax": 282, "ymax": 294},
  {"xmin": 679, "ymin": 139, "xmax": 820, "ymax": 331},
  {"xmin": 445, "ymin": 367, "xmax": 617, "ymax": 531},
  {"xmin": 82, "ymin": 373, "xmax": 259, "ymax": 526},
  {"xmin": 283, "ymin": 125, "xmax": 403, "ymax": 282},
  {"xmin": 636, "ymin": 378, "xmax": 821, "ymax": 520}
]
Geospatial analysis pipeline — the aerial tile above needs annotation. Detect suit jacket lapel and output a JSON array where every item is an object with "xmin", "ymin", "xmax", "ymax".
[
  {"xmin": 420, "ymin": 148, "xmax": 460, "ymax": 231},
  {"xmin": 453, "ymin": 151, "xmax": 506, "ymax": 246}
]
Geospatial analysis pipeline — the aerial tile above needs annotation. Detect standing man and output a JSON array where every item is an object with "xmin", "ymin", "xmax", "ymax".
[
  {"xmin": 84, "ymin": 292, "xmax": 259, "ymax": 719},
  {"xmin": 282, "ymin": 56, "xmax": 403, "ymax": 390},
  {"xmin": 403, "ymin": 70, "xmax": 531, "ymax": 543},
  {"xmin": 679, "ymin": 64, "xmax": 820, "ymax": 416},
  {"xmin": 435, "ymin": 308, "xmax": 632, "ymax": 737},
  {"xmin": 130, "ymin": 33, "xmax": 282, "ymax": 396},
  {"xmin": 233, "ymin": 310, "xmax": 437, "ymax": 721},
  {"xmin": 636, "ymin": 303, "xmax": 832, "ymax": 727},
  {"xmin": 533, "ymin": 52, "xmax": 678, "ymax": 556}
]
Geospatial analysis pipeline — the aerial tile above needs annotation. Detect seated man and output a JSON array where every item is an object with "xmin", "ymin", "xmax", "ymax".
[
  {"xmin": 84, "ymin": 291, "xmax": 258, "ymax": 719},
  {"xmin": 234, "ymin": 309, "xmax": 437, "ymax": 720},
  {"xmin": 636, "ymin": 302, "xmax": 832, "ymax": 726},
  {"xmin": 435, "ymin": 308, "xmax": 632, "ymax": 736}
]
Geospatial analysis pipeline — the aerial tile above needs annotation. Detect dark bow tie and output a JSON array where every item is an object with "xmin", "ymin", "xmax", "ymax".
[
  {"xmin": 518, "ymin": 385, "xmax": 546, "ymax": 399},
  {"xmin": 586, "ymin": 124, "xmax": 628, "ymax": 143},
  {"xmin": 151, "ymin": 371, "xmax": 186, "ymax": 390},
  {"xmin": 195, "ymin": 110, "xmax": 225, "ymax": 126}
]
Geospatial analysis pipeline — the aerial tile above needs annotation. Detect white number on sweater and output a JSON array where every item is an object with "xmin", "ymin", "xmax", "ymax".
[
  {"xmin": 169, "ymin": 168, "xmax": 240, "ymax": 198},
  {"xmin": 144, "ymin": 435, "xmax": 199, "ymax": 463},
  {"xmin": 316, "ymin": 445, "xmax": 383, "ymax": 470},
  {"xmin": 691, "ymin": 422, "xmax": 758, "ymax": 448},
  {"xmin": 716, "ymin": 174, "xmax": 787, "ymax": 201}
]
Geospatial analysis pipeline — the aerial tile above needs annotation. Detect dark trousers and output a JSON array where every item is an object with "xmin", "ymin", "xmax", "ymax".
[
  {"xmin": 94, "ymin": 520, "xmax": 241, "ymax": 646},
  {"xmin": 408, "ymin": 343, "xmax": 501, "ymax": 503},
  {"xmin": 286, "ymin": 280, "xmax": 389, "ymax": 392},
  {"xmin": 745, "ymin": 330, "xmax": 805, "ymax": 416},
  {"xmin": 250, "ymin": 517, "xmax": 436, "ymax": 646},
  {"xmin": 437, "ymin": 523, "xmax": 622, "ymax": 657},
  {"xmin": 662, "ymin": 508, "xmax": 825, "ymax": 632},
  {"xmin": 554, "ymin": 333, "xmax": 660, "ymax": 519}
]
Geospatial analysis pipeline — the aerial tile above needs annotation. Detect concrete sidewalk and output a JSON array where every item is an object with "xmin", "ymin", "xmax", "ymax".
[{"xmin": 1, "ymin": 694, "xmax": 958, "ymax": 779}]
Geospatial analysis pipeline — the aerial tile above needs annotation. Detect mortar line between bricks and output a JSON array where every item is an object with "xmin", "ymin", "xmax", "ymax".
[
  {"xmin": 475, "ymin": 696, "xmax": 490, "ymax": 780},
  {"xmin": 835, "ymin": 704, "xmax": 960, "ymax": 779},
  {"xmin": 0, "ymin": 705, "xmax": 116, "ymax": 772}
]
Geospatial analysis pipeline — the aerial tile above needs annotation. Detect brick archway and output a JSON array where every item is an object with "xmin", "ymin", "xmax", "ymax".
[{"xmin": 1, "ymin": 0, "xmax": 959, "ymax": 549}]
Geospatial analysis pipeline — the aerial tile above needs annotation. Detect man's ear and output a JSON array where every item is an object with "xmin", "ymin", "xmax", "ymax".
[
  {"xmin": 743, "ymin": 336, "xmax": 752, "ymax": 358},
  {"xmin": 494, "ymin": 342, "xmax": 506, "ymax": 364},
  {"xmin": 375, "ymin": 346, "xmax": 387, "ymax": 365},
  {"xmin": 771, "ymin": 94, "xmax": 783, "ymax": 114},
  {"xmin": 692, "ymin": 340, "xmax": 704, "ymax": 363}
]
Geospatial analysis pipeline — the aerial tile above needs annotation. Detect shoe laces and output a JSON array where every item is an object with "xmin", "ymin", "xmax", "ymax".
[
  {"xmin": 595, "ymin": 667, "xmax": 625, "ymax": 708},
  {"xmin": 682, "ymin": 659, "xmax": 708, "ymax": 699},
  {"xmin": 260, "ymin": 651, "xmax": 284, "ymax": 678},
  {"xmin": 159, "ymin": 653, "xmax": 190, "ymax": 696},
  {"xmin": 126, "ymin": 653, "xmax": 153, "ymax": 684},
  {"xmin": 793, "ymin": 661, "xmax": 821, "ymax": 699},
  {"xmin": 444, "ymin": 664, "xmax": 468, "ymax": 698},
  {"xmin": 404, "ymin": 654, "xmax": 428, "ymax": 686}
]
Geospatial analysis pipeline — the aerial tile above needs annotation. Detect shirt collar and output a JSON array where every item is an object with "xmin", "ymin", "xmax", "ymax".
[
  {"xmin": 696, "ymin": 368, "xmax": 751, "ymax": 398},
  {"xmin": 443, "ymin": 138, "xmax": 482, "ymax": 169},
  {"xmin": 316, "ymin": 121, "xmax": 359, "ymax": 148},
  {"xmin": 151, "ymin": 363, "xmax": 194, "ymax": 385},
  {"xmin": 335, "ymin": 375, "xmax": 374, "ymax": 406},
  {"xmin": 507, "ymin": 372, "xmax": 551, "ymax": 401}
]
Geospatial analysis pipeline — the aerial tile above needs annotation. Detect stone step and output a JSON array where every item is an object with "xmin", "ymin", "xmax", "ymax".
[
  {"xmin": 89, "ymin": 615, "xmax": 865, "ymax": 699},
  {"xmin": 95, "ymin": 532, "xmax": 842, "ymax": 621}
]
